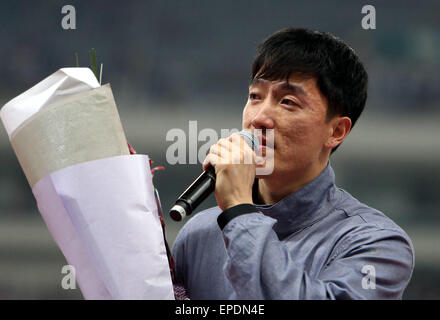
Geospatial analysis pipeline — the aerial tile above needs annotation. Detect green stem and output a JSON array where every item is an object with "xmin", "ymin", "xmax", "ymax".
[{"xmin": 75, "ymin": 52, "xmax": 79, "ymax": 67}]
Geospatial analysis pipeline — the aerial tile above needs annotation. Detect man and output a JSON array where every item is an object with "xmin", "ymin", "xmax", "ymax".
[{"xmin": 171, "ymin": 28, "xmax": 414, "ymax": 299}]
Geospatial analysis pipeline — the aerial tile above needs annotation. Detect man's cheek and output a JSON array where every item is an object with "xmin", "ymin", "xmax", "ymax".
[
  {"xmin": 283, "ymin": 125, "xmax": 309, "ymax": 145},
  {"xmin": 242, "ymin": 106, "xmax": 252, "ymax": 127}
]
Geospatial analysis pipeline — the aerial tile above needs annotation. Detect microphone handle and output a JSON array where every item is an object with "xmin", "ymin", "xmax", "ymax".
[{"xmin": 169, "ymin": 166, "xmax": 216, "ymax": 221}]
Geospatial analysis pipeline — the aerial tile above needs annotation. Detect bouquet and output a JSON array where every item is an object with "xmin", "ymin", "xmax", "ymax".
[{"xmin": 0, "ymin": 66, "xmax": 175, "ymax": 299}]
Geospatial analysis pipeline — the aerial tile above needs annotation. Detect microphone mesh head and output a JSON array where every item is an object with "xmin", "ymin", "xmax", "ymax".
[{"xmin": 239, "ymin": 130, "xmax": 259, "ymax": 152}]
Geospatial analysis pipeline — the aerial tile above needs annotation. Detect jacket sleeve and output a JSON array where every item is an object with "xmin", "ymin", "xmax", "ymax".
[
  {"xmin": 171, "ymin": 221, "xmax": 188, "ymax": 289},
  {"xmin": 218, "ymin": 204, "xmax": 414, "ymax": 300}
]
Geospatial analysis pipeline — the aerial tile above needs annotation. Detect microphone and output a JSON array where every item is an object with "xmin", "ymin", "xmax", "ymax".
[{"xmin": 169, "ymin": 130, "xmax": 259, "ymax": 221}]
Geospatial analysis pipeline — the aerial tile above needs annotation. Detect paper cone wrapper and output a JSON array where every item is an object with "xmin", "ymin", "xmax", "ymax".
[
  {"xmin": 33, "ymin": 155, "xmax": 174, "ymax": 299},
  {"xmin": 0, "ymin": 68, "xmax": 174, "ymax": 299}
]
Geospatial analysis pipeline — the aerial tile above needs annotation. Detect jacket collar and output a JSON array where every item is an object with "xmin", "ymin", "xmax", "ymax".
[{"xmin": 252, "ymin": 163, "xmax": 338, "ymax": 240}]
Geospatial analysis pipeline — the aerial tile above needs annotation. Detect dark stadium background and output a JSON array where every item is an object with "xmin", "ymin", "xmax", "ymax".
[{"xmin": 0, "ymin": 0, "xmax": 439, "ymax": 299}]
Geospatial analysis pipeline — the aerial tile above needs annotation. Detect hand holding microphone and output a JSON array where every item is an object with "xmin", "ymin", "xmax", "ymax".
[{"xmin": 169, "ymin": 130, "xmax": 260, "ymax": 221}]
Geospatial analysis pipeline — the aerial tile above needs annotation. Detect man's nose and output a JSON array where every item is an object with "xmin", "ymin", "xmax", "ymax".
[{"xmin": 251, "ymin": 102, "xmax": 274, "ymax": 129}]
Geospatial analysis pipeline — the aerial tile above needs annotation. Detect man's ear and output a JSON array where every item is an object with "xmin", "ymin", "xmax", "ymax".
[{"xmin": 325, "ymin": 116, "xmax": 352, "ymax": 150}]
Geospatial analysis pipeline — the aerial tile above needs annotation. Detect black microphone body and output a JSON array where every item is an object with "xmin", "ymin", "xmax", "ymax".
[{"xmin": 169, "ymin": 130, "xmax": 259, "ymax": 221}]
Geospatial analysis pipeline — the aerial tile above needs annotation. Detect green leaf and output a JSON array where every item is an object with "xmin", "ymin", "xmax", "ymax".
[
  {"xmin": 74, "ymin": 52, "xmax": 79, "ymax": 67},
  {"xmin": 89, "ymin": 48, "xmax": 98, "ymax": 80}
]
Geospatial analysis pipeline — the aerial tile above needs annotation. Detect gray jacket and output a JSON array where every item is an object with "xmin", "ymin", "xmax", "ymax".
[{"xmin": 172, "ymin": 164, "xmax": 415, "ymax": 299}]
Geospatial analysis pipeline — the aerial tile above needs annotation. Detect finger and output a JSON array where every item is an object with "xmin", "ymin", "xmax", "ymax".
[
  {"xmin": 217, "ymin": 137, "xmax": 232, "ymax": 150},
  {"xmin": 206, "ymin": 143, "xmax": 227, "ymax": 167},
  {"xmin": 228, "ymin": 133, "xmax": 253, "ymax": 153},
  {"xmin": 211, "ymin": 136, "xmax": 256, "ymax": 165},
  {"xmin": 227, "ymin": 132, "xmax": 241, "ymax": 143},
  {"xmin": 214, "ymin": 139, "xmax": 234, "ymax": 164},
  {"xmin": 203, "ymin": 153, "xmax": 221, "ymax": 171},
  {"xmin": 229, "ymin": 134, "xmax": 256, "ymax": 164},
  {"xmin": 208, "ymin": 143, "xmax": 223, "ymax": 157},
  {"xmin": 221, "ymin": 135, "xmax": 256, "ymax": 165}
]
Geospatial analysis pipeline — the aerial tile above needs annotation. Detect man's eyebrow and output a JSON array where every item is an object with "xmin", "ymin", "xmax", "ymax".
[
  {"xmin": 249, "ymin": 78, "xmax": 307, "ymax": 97},
  {"xmin": 277, "ymin": 82, "xmax": 307, "ymax": 97}
]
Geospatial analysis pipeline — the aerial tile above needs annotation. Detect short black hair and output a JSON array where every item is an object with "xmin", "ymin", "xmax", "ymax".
[{"xmin": 252, "ymin": 28, "xmax": 368, "ymax": 153}]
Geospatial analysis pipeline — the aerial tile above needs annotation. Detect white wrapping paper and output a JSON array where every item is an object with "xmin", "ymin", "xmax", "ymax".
[
  {"xmin": 9, "ymin": 84, "xmax": 129, "ymax": 187},
  {"xmin": 1, "ymin": 68, "xmax": 175, "ymax": 299},
  {"xmin": 33, "ymin": 155, "xmax": 174, "ymax": 299},
  {"xmin": 1, "ymin": 68, "xmax": 100, "ymax": 137}
]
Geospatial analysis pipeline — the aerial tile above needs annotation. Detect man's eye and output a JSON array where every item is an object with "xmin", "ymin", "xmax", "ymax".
[
  {"xmin": 249, "ymin": 93, "xmax": 260, "ymax": 100},
  {"xmin": 281, "ymin": 99, "xmax": 297, "ymax": 106}
]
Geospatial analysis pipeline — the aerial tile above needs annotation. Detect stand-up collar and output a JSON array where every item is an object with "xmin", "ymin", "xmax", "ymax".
[{"xmin": 252, "ymin": 163, "xmax": 338, "ymax": 240}]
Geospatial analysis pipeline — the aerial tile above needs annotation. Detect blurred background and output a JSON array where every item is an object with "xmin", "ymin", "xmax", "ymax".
[{"xmin": 0, "ymin": 0, "xmax": 439, "ymax": 299}]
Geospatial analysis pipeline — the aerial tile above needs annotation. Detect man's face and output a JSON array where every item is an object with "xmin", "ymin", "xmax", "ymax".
[{"xmin": 242, "ymin": 74, "xmax": 333, "ymax": 179}]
